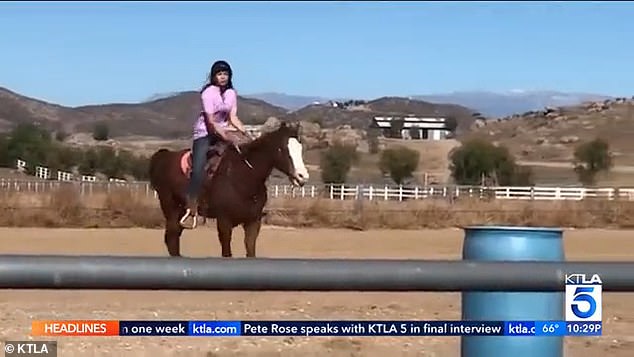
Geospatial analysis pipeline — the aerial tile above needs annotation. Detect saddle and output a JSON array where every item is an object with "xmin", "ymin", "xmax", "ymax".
[
  {"xmin": 180, "ymin": 130, "xmax": 252, "ymax": 179},
  {"xmin": 180, "ymin": 146, "xmax": 221, "ymax": 179}
]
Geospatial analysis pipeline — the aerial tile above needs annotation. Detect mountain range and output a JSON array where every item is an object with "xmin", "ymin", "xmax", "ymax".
[
  {"xmin": 0, "ymin": 87, "xmax": 477, "ymax": 138},
  {"xmin": 0, "ymin": 84, "xmax": 620, "ymax": 141},
  {"xmin": 244, "ymin": 90, "xmax": 614, "ymax": 118}
]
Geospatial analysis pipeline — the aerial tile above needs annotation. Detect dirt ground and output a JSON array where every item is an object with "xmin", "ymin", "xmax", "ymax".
[{"xmin": 0, "ymin": 227, "xmax": 633, "ymax": 356}]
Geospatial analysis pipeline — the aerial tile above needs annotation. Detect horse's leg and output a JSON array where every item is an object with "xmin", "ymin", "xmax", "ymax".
[
  {"xmin": 216, "ymin": 217, "xmax": 234, "ymax": 258},
  {"xmin": 243, "ymin": 218, "xmax": 262, "ymax": 258},
  {"xmin": 159, "ymin": 193, "xmax": 184, "ymax": 257},
  {"xmin": 165, "ymin": 216, "xmax": 184, "ymax": 257}
]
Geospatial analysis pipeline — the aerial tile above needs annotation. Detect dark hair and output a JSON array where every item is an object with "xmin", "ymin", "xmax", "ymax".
[{"xmin": 201, "ymin": 60, "xmax": 234, "ymax": 93}]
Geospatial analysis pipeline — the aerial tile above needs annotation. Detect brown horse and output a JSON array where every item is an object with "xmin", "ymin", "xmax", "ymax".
[{"xmin": 148, "ymin": 122, "xmax": 309, "ymax": 258}]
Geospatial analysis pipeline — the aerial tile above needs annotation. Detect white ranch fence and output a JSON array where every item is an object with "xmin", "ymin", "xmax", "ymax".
[{"xmin": 1, "ymin": 178, "xmax": 634, "ymax": 202}]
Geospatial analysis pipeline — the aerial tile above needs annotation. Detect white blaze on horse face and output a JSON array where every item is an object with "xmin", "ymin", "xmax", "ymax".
[{"xmin": 287, "ymin": 137, "xmax": 309, "ymax": 183}]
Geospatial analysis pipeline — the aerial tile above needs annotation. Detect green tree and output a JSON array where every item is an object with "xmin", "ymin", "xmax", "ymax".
[
  {"xmin": 573, "ymin": 138, "xmax": 612, "ymax": 186},
  {"xmin": 445, "ymin": 116, "xmax": 458, "ymax": 133},
  {"xmin": 409, "ymin": 127, "xmax": 421, "ymax": 140},
  {"xmin": 4, "ymin": 123, "xmax": 54, "ymax": 169},
  {"xmin": 449, "ymin": 138, "xmax": 533, "ymax": 186},
  {"xmin": 378, "ymin": 145, "xmax": 420, "ymax": 185},
  {"xmin": 367, "ymin": 128, "xmax": 380, "ymax": 154},
  {"xmin": 0, "ymin": 123, "xmax": 152, "ymax": 179},
  {"xmin": 128, "ymin": 154, "xmax": 150, "ymax": 180},
  {"xmin": 94, "ymin": 147, "xmax": 118, "ymax": 178},
  {"xmin": 114, "ymin": 149, "xmax": 135, "ymax": 176},
  {"xmin": 388, "ymin": 118, "xmax": 404, "ymax": 138},
  {"xmin": 78, "ymin": 148, "xmax": 100, "ymax": 175},
  {"xmin": 42, "ymin": 147, "xmax": 64, "ymax": 173},
  {"xmin": 0, "ymin": 134, "xmax": 8, "ymax": 167},
  {"xmin": 56, "ymin": 146, "xmax": 82, "ymax": 171},
  {"xmin": 93, "ymin": 123, "xmax": 110, "ymax": 141},
  {"xmin": 319, "ymin": 144, "xmax": 359, "ymax": 184},
  {"xmin": 98, "ymin": 147, "xmax": 137, "ymax": 179}
]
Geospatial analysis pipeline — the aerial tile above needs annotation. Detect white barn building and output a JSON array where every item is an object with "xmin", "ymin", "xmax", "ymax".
[{"xmin": 371, "ymin": 116, "xmax": 453, "ymax": 140}]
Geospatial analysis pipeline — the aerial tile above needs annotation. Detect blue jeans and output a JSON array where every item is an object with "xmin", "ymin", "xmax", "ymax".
[{"xmin": 186, "ymin": 134, "xmax": 220, "ymax": 200}]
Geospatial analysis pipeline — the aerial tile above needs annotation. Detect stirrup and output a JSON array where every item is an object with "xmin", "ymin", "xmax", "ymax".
[{"xmin": 179, "ymin": 208, "xmax": 198, "ymax": 229}]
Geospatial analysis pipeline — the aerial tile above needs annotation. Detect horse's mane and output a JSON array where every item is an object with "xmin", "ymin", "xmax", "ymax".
[
  {"xmin": 242, "ymin": 123, "xmax": 295, "ymax": 152},
  {"xmin": 243, "ymin": 130, "xmax": 278, "ymax": 150}
]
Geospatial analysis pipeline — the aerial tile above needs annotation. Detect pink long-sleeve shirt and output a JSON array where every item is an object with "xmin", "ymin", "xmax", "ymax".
[{"xmin": 192, "ymin": 85, "xmax": 237, "ymax": 140}]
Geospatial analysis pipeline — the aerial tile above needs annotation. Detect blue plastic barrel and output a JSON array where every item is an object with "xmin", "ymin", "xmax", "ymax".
[{"xmin": 461, "ymin": 226, "xmax": 564, "ymax": 357}]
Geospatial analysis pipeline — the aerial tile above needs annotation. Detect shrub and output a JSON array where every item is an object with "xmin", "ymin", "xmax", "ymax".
[
  {"xmin": 378, "ymin": 145, "xmax": 419, "ymax": 185},
  {"xmin": 573, "ymin": 138, "xmax": 612, "ymax": 186},
  {"xmin": 320, "ymin": 144, "xmax": 359, "ymax": 184},
  {"xmin": 92, "ymin": 122, "xmax": 109, "ymax": 141},
  {"xmin": 0, "ymin": 124, "xmax": 149, "ymax": 180},
  {"xmin": 450, "ymin": 138, "xmax": 533, "ymax": 186}
]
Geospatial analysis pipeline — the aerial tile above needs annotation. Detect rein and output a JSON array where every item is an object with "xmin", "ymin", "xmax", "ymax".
[
  {"xmin": 233, "ymin": 144, "xmax": 254, "ymax": 169},
  {"xmin": 229, "ymin": 128, "xmax": 255, "ymax": 169}
]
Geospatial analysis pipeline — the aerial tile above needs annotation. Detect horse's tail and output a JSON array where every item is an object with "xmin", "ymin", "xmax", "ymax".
[{"xmin": 148, "ymin": 148, "xmax": 171, "ymax": 191}]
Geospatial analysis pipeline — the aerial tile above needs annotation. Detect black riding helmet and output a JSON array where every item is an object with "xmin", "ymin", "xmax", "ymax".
[
  {"xmin": 211, "ymin": 60, "xmax": 232, "ymax": 78},
  {"xmin": 202, "ymin": 60, "xmax": 234, "ymax": 92}
]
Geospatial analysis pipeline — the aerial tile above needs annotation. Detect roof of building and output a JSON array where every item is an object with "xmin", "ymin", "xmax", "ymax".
[{"xmin": 371, "ymin": 116, "xmax": 449, "ymax": 129}]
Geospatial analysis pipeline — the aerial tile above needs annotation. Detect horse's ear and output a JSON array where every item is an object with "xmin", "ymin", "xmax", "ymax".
[{"xmin": 291, "ymin": 121, "xmax": 300, "ymax": 134}]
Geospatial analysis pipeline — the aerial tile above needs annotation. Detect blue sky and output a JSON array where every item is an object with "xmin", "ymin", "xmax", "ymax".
[{"xmin": 0, "ymin": 1, "xmax": 632, "ymax": 106}]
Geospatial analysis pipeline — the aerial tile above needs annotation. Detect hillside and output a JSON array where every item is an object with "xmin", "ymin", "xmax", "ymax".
[
  {"xmin": 0, "ymin": 87, "xmax": 289, "ymax": 138},
  {"xmin": 6, "ymin": 83, "xmax": 634, "ymax": 187},
  {"xmin": 0, "ymin": 87, "xmax": 477, "ymax": 138},
  {"xmin": 283, "ymin": 96, "xmax": 477, "ymax": 134},
  {"xmin": 366, "ymin": 97, "xmax": 476, "ymax": 134},
  {"xmin": 466, "ymin": 98, "xmax": 634, "ymax": 164},
  {"xmin": 0, "ymin": 87, "xmax": 88, "ymax": 133},
  {"xmin": 413, "ymin": 91, "xmax": 612, "ymax": 118},
  {"xmin": 463, "ymin": 97, "xmax": 634, "ymax": 185},
  {"xmin": 246, "ymin": 90, "xmax": 612, "ymax": 118}
]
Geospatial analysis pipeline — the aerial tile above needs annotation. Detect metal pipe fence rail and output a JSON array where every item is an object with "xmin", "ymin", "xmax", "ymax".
[
  {"xmin": 2, "ymin": 178, "xmax": 634, "ymax": 202},
  {"xmin": 1, "ymin": 255, "xmax": 633, "ymax": 292}
]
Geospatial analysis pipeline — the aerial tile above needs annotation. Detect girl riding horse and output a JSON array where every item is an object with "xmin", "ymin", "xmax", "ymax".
[{"xmin": 181, "ymin": 60, "xmax": 250, "ymax": 228}]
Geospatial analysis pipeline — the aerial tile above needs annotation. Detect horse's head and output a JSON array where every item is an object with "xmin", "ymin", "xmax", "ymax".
[{"xmin": 266, "ymin": 121, "xmax": 310, "ymax": 187}]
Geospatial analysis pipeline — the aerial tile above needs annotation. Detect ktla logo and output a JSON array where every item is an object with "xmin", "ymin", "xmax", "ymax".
[{"xmin": 565, "ymin": 273, "xmax": 603, "ymax": 322}]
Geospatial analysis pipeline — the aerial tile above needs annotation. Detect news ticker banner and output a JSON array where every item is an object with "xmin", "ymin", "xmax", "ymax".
[{"xmin": 31, "ymin": 320, "xmax": 602, "ymax": 337}]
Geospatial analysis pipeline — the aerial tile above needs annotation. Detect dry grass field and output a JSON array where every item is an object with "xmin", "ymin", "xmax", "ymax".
[
  {"xmin": 2, "ymin": 185, "xmax": 634, "ymax": 230},
  {"xmin": 300, "ymin": 138, "xmax": 461, "ymax": 185},
  {"xmin": 1, "ymin": 184, "xmax": 633, "ymax": 355},
  {"xmin": 0, "ymin": 227, "xmax": 633, "ymax": 356},
  {"xmin": 517, "ymin": 164, "xmax": 634, "ymax": 186}
]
